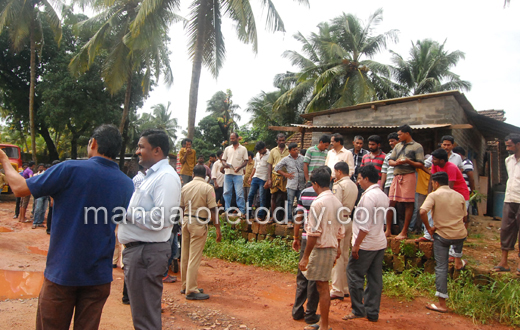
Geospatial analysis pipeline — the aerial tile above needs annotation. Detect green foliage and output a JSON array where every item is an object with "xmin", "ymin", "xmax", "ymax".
[
  {"xmin": 390, "ymin": 39, "xmax": 471, "ymax": 96},
  {"xmin": 206, "ymin": 90, "xmax": 241, "ymax": 141},
  {"xmin": 203, "ymin": 223, "xmax": 299, "ymax": 274},
  {"xmin": 191, "ymin": 115, "xmax": 226, "ymax": 158},
  {"xmin": 274, "ymin": 9, "xmax": 401, "ymax": 113},
  {"xmin": 399, "ymin": 240, "xmax": 416, "ymax": 258}
]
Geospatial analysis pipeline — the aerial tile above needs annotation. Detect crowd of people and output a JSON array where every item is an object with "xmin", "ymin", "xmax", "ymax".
[{"xmin": 2, "ymin": 122, "xmax": 520, "ymax": 330}]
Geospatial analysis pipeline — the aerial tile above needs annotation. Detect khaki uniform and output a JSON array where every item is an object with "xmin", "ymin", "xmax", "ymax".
[
  {"xmin": 267, "ymin": 146, "xmax": 289, "ymax": 194},
  {"xmin": 330, "ymin": 177, "xmax": 358, "ymax": 297},
  {"xmin": 180, "ymin": 177, "xmax": 218, "ymax": 294}
]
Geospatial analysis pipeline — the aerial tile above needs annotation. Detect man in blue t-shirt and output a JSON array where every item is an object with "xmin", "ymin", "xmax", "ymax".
[{"xmin": 0, "ymin": 124, "xmax": 134, "ymax": 330}]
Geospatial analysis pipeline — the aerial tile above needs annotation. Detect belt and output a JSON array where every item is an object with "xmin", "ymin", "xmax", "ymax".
[
  {"xmin": 124, "ymin": 241, "xmax": 153, "ymax": 249},
  {"xmin": 184, "ymin": 215, "xmax": 208, "ymax": 221}
]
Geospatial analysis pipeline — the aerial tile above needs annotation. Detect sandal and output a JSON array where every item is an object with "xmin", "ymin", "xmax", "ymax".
[
  {"xmin": 455, "ymin": 259, "xmax": 467, "ymax": 271},
  {"xmin": 426, "ymin": 303, "xmax": 447, "ymax": 313},
  {"xmin": 415, "ymin": 237, "xmax": 432, "ymax": 243},
  {"xmin": 493, "ymin": 266, "xmax": 511, "ymax": 272},
  {"xmin": 303, "ymin": 325, "xmax": 331, "ymax": 330},
  {"xmin": 342, "ymin": 313, "xmax": 363, "ymax": 320}
]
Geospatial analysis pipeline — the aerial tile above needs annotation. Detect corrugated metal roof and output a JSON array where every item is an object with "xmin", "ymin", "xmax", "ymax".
[{"xmin": 290, "ymin": 123, "xmax": 451, "ymax": 130}]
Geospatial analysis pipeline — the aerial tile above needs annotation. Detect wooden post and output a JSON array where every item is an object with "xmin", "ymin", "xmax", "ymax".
[{"xmin": 300, "ymin": 128, "xmax": 305, "ymax": 148}]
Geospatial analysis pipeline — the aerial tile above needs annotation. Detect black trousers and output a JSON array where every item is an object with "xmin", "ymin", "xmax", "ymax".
[
  {"xmin": 215, "ymin": 187, "xmax": 224, "ymax": 206},
  {"xmin": 292, "ymin": 238, "xmax": 319, "ymax": 321},
  {"xmin": 14, "ymin": 197, "xmax": 20, "ymax": 217}
]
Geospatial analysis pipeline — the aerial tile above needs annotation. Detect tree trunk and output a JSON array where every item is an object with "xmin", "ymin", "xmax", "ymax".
[
  {"xmin": 39, "ymin": 124, "xmax": 59, "ymax": 161},
  {"xmin": 29, "ymin": 24, "xmax": 37, "ymax": 163},
  {"xmin": 70, "ymin": 134, "xmax": 78, "ymax": 160},
  {"xmin": 186, "ymin": 0, "xmax": 208, "ymax": 140},
  {"xmin": 118, "ymin": 74, "xmax": 133, "ymax": 170}
]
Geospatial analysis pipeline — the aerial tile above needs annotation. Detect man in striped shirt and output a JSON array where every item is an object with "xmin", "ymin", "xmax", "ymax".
[
  {"xmin": 348, "ymin": 136, "xmax": 369, "ymax": 181},
  {"xmin": 361, "ymin": 135, "xmax": 386, "ymax": 181},
  {"xmin": 453, "ymin": 147, "xmax": 475, "ymax": 194},
  {"xmin": 303, "ymin": 135, "xmax": 331, "ymax": 182}
]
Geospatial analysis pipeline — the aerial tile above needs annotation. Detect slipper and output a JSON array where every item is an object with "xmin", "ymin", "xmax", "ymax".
[
  {"xmin": 426, "ymin": 303, "xmax": 447, "ymax": 313},
  {"xmin": 493, "ymin": 266, "xmax": 511, "ymax": 272},
  {"xmin": 303, "ymin": 326, "xmax": 331, "ymax": 330},
  {"xmin": 415, "ymin": 237, "xmax": 432, "ymax": 243},
  {"xmin": 455, "ymin": 259, "xmax": 468, "ymax": 271},
  {"xmin": 342, "ymin": 313, "xmax": 363, "ymax": 320}
]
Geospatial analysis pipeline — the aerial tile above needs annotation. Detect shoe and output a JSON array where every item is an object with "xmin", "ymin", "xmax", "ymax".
[
  {"xmin": 180, "ymin": 288, "xmax": 204, "ymax": 294},
  {"xmin": 122, "ymin": 299, "xmax": 130, "ymax": 305},
  {"xmin": 37, "ymin": 224, "xmax": 45, "ymax": 228},
  {"xmin": 330, "ymin": 294, "xmax": 344, "ymax": 301},
  {"xmin": 32, "ymin": 225, "xmax": 37, "ymax": 229},
  {"xmin": 13, "ymin": 215, "xmax": 18, "ymax": 219},
  {"xmin": 162, "ymin": 275, "xmax": 177, "ymax": 283},
  {"xmin": 186, "ymin": 292, "xmax": 209, "ymax": 300},
  {"xmin": 304, "ymin": 314, "xmax": 320, "ymax": 324}
]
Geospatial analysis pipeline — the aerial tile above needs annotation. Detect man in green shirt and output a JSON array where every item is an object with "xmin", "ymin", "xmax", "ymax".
[{"xmin": 303, "ymin": 135, "xmax": 331, "ymax": 182}]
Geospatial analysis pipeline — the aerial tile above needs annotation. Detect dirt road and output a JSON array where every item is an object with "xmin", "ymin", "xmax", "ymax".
[{"xmin": 0, "ymin": 197, "xmax": 512, "ymax": 330}]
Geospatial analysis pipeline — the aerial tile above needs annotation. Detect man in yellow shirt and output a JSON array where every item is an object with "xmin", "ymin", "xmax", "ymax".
[{"xmin": 178, "ymin": 139, "xmax": 196, "ymax": 186}]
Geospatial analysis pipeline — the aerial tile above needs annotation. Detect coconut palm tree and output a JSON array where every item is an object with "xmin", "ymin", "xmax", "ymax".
[
  {"xmin": 0, "ymin": 0, "xmax": 63, "ymax": 162},
  {"xmin": 206, "ymin": 90, "xmax": 241, "ymax": 141},
  {"xmin": 184, "ymin": 0, "xmax": 309, "ymax": 139},
  {"xmin": 69, "ymin": 0, "xmax": 180, "ymax": 165},
  {"xmin": 389, "ymin": 39, "xmax": 471, "ymax": 96},
  {"xmin": 150, "ymin": 101, "xmax": 180, "ymax": 146},
  {"xmin": 274, "ymin": 9, "xmax": 400, "ymax": 113}
]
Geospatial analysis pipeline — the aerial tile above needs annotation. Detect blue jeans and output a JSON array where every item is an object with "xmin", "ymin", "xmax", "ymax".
[
  {"xmin": 224, "ymin": 174, "xmax": 246, "ymax": 214},
  {"xmin": 164, "ymin": 232, "xmax": 179, "ymax": 277},
  {"xmin": 286, "ymin": 188, "xmax": 301, "ymax": 222},
  {"xmin": 248, "ymin": 177, "xmax": 266, "ymax": 217},
  {"xmin": 33, "ymin": 196, "xmax": 48, "ymax": 225}
]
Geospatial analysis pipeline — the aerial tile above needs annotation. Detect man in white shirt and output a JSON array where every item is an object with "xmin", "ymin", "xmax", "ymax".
[
  {"xmin": 247, "ymin": 141, "xmax": 270, "ymax": 219},
  {"xmin": 325, "ymin": 133, "xmax": 355, "ymax": 179},
  {"xmin": 221, "ymin": 133, "xmax": 249, "ymax": 215},
  {"xmin": 424, "ymin": 135, "xmax": 463, "ymax": 170},
  {"xmin": 344, "ymin": 164, "xmax": 389, "ymax": 323},
  {"xmin": 211, "ymin": 150, "xmax": 225, "ymax": 207},
  {"xmin": 494, "ymin": 134, "xmax": 520, "ymax": 274},
  {"xmin": 119, "ymin": 129, "xmax": 181, "ymax": 330}
]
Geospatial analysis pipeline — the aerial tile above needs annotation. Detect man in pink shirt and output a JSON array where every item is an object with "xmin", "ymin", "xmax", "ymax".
[{"xmin": 299, "ymin": 167, "xmax": 345, "ymax": 330}]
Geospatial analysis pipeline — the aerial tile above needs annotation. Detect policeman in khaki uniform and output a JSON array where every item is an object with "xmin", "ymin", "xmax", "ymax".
[
  {"xmin": 180, "ymin": 165, "xmax": 222, "ymax": 300},
  {"xmin": 330, "ymin": 161, "xmax": 358, "ymax": 301}
]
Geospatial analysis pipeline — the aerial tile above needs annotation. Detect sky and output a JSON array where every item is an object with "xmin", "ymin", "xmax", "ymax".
[{"xmin": 137, "ymin": 0, "xmax": 520, "ymax": 134}]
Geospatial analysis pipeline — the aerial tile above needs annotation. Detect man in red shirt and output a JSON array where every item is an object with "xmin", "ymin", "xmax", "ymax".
[
  {"xmin": 429, "ymin": 148, "xmax": 469, "ymax": 202},
  {"xmin": 361, "ymin": 135, "xmax": 386, "ymax": 180}
]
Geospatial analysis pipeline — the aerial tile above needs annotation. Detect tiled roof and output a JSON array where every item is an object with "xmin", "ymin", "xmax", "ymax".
[{"xmin": 478, "ymin": 110, "xmax": 506, "ymax": 122}]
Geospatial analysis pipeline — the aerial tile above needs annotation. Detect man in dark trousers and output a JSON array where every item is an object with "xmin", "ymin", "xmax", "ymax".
[{"xmin": 0, "ymin": 124, "xmax": 134, "ymax": 330}]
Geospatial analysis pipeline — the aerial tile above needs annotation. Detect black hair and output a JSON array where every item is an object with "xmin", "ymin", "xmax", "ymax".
[
  {"xmin": 198, "ymin": 155, "xmax": 204, "ymax": 160},
  {"xmin": 230, "ymin": 132, "xmax": 239, "ymax": 139},
  {"xmin": 334, "ymin": 161, "xmax": 349, "ymax": 174},
  {"xmin": 398, "ymin": 124, "xmax": 412, "ymax": 134},
  {"xmin": 38, "ymin": 163, "xmax": 45, "ymax": 167},
  {"xmin": 140, "ymin": 129, "xmax": 170, "ymax": 156},
  {"xmin": 431, "ymin": 171, "xmax": 449, "ymax": 186},
  {"xmin": 452, "ymin": 146, "xmax": 466, "ymax": 156},
  {"xmin": 193, "ymin": 165, "xmax": 206, "ymax": 178},
  {"xmin": 317, "ymin": 165, "xmax": 332, "ymax": 176},
  {"xmin": 184, "ymin": 138, "xmax": 193, "ymax": 145},
  {"xmin": 44, "ymin": 164, "xmax": 51, "ymax": 168},
  {"xmin": 248, "ymin": 151, "xmax": 254, "ymax": 158},
  {"xmin": 332, "ymin": 133, "xmax": 344, "ymax": 145},
  {"xmin": 431, "ymin": 148, "xmax": 448, "ymax": 162},
  {"xmin": 51, "ymin": 160, "xmax": 60, "ymax": 166},
  {"xmin": 387, "ymin": 132, "xmax": 398, "ymax": 140},
  {"xmin": 441, "ymin": 135, "xmax": 455, "ymax": 144},
  {"xmin": 216, "ymin": 150, "xmax": 223, "ymax": 157},
  {"xmin": 506, "ymin": 134, "xmax": 520, "ymax": 144},
  {"xmin": 319, "ymin": 134, "xmax": 331, "ymax": 144},
  {"xmin": 359, "ymin": 164, "xmax": 379, "ymax": 184},
  {"xmin": 181, "ymin": 139, "xmax": 187, "ymax": 147},
  {"xmin": 209, "ymin": 153, "xmax": 216, "ymax": 158},
  {"xmin": 276, "ymin": 133, "xmax": 286, "ymax": 140},
  {"xmin": 353, "ymin": 135, "xmax": 364, "ymax": 141},
  {"xmin": 300, "ymin": 149, "xmax": 306, "ymax": 156},
  {"xmin": 368, "ymin": 135, "xmax": 382, "ymax": 145},
  {"xmin": 28, "ymin": 161, "xmax": 35, "ymax": 167},
  {"xmin": 310, "ymin": 168, "xmax": 331, "ymax": 188},
  {"xmin": 91, "ymin": 124, "xmax": 122, "ymax": 159},
  {"xmin": 288, "ymin": 143, "xmax": 298, "ymax": 151},
  {"xmin": 22, "ymin": 162, "xmax": 28, "ymax": 167},
  {"xmin": 255, "ymin": 141, "xmax": 266, "ymax": 151}
]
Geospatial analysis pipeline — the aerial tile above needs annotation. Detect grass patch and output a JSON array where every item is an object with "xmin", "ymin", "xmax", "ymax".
[
  {"xmin": 203, "ymin": 223, "xmax": 299, "ymax": 273},
  {"xmin": 203, "ymin": 224, "xmax": 520, "ymax": 326}
]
